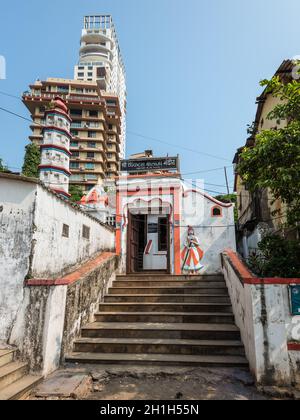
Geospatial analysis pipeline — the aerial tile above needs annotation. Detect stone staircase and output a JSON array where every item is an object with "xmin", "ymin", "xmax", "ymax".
[
  {"xmin": 66, "ymin": 274, "xmax": 248, "ymax": 367},
  {"xmin": 0, "ymin": 348, "xmax": 42, "ymax": 400}
]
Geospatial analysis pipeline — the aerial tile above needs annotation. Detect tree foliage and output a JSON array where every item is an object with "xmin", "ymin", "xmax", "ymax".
[
  {"xmin": 238, "ymin": 75, "xmax": 300, "ymax": 227},
  {"xmin": 22, "ymin": 143, "xmax": 40, "ymax": 178},
  {"xmin": 69, "ymin": 185, "xmax": 84, "ymax": 203},
  {"xmin": 247, "ymin": 234, "xmax": 300, "ymax": 278},
  {"xmin": 0, "ymin": 158, "xmax": 10, "ymax": 173}
]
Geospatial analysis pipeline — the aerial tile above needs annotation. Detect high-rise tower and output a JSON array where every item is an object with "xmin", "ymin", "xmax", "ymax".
[{"xmin": 74, "ymin": 15, "xmax": 126, "ymax": 158}]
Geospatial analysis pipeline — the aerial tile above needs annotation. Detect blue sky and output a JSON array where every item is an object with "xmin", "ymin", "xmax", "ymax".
[{"xmin": 0, "ymin": 0, "xmax": 300, "ymax": 194}]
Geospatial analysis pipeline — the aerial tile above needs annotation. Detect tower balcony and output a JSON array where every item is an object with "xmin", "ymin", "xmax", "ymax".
[{"xmin": 81, "ymin": 30, "xmax": 113, "ymax": 46}]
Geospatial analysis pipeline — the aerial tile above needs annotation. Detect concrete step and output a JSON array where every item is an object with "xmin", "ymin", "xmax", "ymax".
[
  {"xmin": 116, "ymin": 275, "xmax": 225, "ymax": 282},
  {"xmin": 104, "ymin": 294, "xmax": 231, "ymax": 304},
  {"xmin": 0, "ymin": 375, "xmax": 43, "ymax": 400},
  {"xmin": 99, "ymin": 302, "xmax": 233, "ymax": 313},
  {"xmin": 114, "ymin": 280, "xmax": 226, "ymax": 288},
  {"xmin": 94, "ymin": 312, "xmax": 235, "ymax": 324},
  {"xmin": 0, "ymin": 361, "xmax": 28, "ymax": 390},
  {"xmin": 73, "ymin": 337, "xmax": 245, "ymax": 356},
  {"xmin": 109, "ymin": 286, "xmax": 228, "ymax": 295},
  {"xmin": 65, "ymin": 352, "xmax": 248, "ymax": 367},
  {"xmin": 0, "ymin": 349, "xmax": 15, "ymax": 368},
  {"xmin": 81, "ymin": 322, "xmax": 240, "ymax": 340}
]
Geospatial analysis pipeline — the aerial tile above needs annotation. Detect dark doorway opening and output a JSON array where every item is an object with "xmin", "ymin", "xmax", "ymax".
[{"xmin": 127, "ymin": 213, "xmax": 147, "ymax": 274}]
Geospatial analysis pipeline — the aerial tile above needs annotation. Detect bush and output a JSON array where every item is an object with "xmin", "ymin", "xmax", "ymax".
[{"xmin": 248, "ymin": 234, "xmax": 300, "ymax": 278}]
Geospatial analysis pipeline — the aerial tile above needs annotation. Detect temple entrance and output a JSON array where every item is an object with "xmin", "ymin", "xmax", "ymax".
[{"xmin": 127, "ymin": 212, "xmax": 170, "ymax": 274}]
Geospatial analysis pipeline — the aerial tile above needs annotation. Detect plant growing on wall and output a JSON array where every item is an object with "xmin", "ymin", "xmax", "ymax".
[
  {"xmin": 238, "ymin": 75, "xmax": 300, "ymax": 227},
  {"xmin": 69, "ymin": 185, "xmax": 84, "ymax": 203},
  {"xmin": 248, "ymin": 234, "xmax": 300, "ymax": 278},
  {"xmin": 22, "ymin": 143, "xmax": 40, "ymax": 178}
]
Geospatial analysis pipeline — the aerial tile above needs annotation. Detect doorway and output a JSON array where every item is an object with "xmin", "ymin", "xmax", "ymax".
[
  {"xmin": 127, "ymin": 212, "xmax": 170, "ymax": 274},
  {"xmin": 127, "ymin": 214, "xmax": 147, "ymax": 274}
]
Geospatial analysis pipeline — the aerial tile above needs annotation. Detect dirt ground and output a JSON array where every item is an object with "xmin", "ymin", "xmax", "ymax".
[{"xmin": 31, "ymin": 365, "xmax": 282, "ymax": 401}]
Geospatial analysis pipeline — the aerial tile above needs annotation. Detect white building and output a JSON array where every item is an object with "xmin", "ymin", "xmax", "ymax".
[
  {"xmin": 74, "ymin": 15, "xmax": 127, "ymax": 158},
  {"xmin": 39, "ymin": 97, "xmax": 72, "ymax": 198}
]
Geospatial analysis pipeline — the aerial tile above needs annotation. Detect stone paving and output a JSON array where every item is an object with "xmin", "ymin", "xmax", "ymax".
[{"xmin": 30, "ymin": 365, "xmax": 283, "ymax": 400}]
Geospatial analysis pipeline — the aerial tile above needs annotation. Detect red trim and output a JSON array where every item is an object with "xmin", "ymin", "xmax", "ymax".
[
  {"xmin": 25, "ymin": 252, "xmax": 116, "ymax": 286},
  {"xmin": 287, "ymin": 343, "xmax": 300, "ymax": 351},
  {"xmin": 144, "ymin": 240, "xmax": 153, "ymax": 255},
  {"xmin": 224, "ymin": 249, "xmax": 300, "ymax": 285},
  {"xmin": 211, "ymin": 205, "xmax": 223, "ymax": 217},
  {"xmin": 45, "ymin": 109, "xmax": 72, "ymax": 123},
  {"xmin": 39, "ymin": 164, "xmax": 71, "ymax": 176},
  {"xmin": 183, "ymin": 189, "xmax": 233, "ymax": 208},
  {"xmin": 40, "ymin": 144, "xmax": 72, "ymax": 157},
  {"xmin": 52, "ymin": 188, "xmax": 71, "ymax": 198},
  {"xmin": 43, "ymin": 125, "xmax": 72, "ymax": 140}
]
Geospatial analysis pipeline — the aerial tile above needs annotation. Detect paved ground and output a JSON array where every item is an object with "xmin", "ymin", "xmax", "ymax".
[{"xmin": 31, "ymin": 365, "xmax": 277, "ymax": 400}]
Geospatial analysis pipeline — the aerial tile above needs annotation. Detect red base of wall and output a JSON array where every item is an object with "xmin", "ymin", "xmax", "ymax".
[{"xmin": 26, "ymin": 252, "xmax": 115, "ymax": 286}]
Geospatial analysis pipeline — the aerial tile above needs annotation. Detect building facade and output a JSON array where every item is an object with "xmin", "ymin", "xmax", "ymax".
[
  {"xmin": 115, "ymin": 155, "xmax": 236, "ymax": 275},
  {"xmin": 233, "ymin": 60, "xmax": 295, "ymax": 257},
  {"xmin": 23, "ymin": 79, "xmax": 122, "ymax": 193},
  {"xmin": 74, "ymin": 15, "xmax": 127, "ymax": 158}
]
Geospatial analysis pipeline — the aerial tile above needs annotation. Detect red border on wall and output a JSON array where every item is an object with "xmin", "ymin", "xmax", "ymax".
[
  {"xmin": 287, "ymin": 343, "xmax": 300, "ymax": 351},
  {"xmin": 25, "ymin": 252, "xmax": 115, "ymax": 287},
  {"xmin": 223, "ymin": 249, "xmax": 300, "ymax": 285}
]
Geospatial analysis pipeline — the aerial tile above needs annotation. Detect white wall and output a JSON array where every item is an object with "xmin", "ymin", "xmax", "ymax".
[
  {"xmin": 0, "ymin": 178, "xmax": 36, "ymax": 341},
  {"xmin": 181, "ymin": 190, "xmax": 236, "ymax": 274},
  {"xmin": 31, "ymin": 185, "xmax": 115, "ymax": 278},
  {"xmin": 222, "ymin": 251, "xmax": 300, "ymax": 385},
  {"xmin": 0, "ymin": 174, "xmax": 115, "ymax": 342}
]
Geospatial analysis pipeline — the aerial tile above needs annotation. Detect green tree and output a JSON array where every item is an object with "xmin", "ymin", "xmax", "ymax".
[
  {"xmin": 0, "ymin": 158, "xmax": 11, "ymax": 173},
  {"xmin": 69, "ymin": 185, "xmax": 84, "ymax": 203},
  {"xmin": 22, "ymin": 143, "xmax": 40, "ymax": 178},
  {"xmin": 238, "ymin": 74, "xmax": 300, "ymax": 227}
]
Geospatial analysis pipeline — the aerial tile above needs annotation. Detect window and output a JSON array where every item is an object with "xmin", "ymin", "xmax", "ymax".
[
  {"xmin": 71, "ymin": 141, "xmax": 79, "ymax": 147},
  {"xmin": 88, "ymin": 131, "xmax": 97, "ymax": 138},
  {"xmin": 108, "ymin": 124, "xmax": 113, "ymax": 130},
  {"xmin": 212, "ymin": 206, "xmax": 222, "ymax": 217},
  {"xmin": 87, "ymin": 152, "xmax": 95, "ymax": 158},
  {"xmin": 107, "ymin": 143, "xmax": 113, "ymax": 149},
  {"xmin": 72, "ymin": 151, "xmax": 80, "ymax": 157},
  {"xmin": 70, "ymin": 162, "xmax": 80, "ymax": 169},
  {"xmin": 87, "ymin": 142, "xmax": 96, "ymax": 148},
  {"xmin": 70, "ymin": 109, "xmax": 82, "ymax": 116},
  {"xmin": 77, "ymin": 73, "xmax": 84, "ymax": 78},
  {"xmin": 71, "ymin": 130, "xmax": 79, "ymax": 137},
  {"xmin": 82, "ymin": 225, "xmax": 90, "ymax": 240},
  {"xmin": 158, "ymin": 217, "xmax": 168, "ymax": 252},
  {"xmin": 88, "ymin": 72, "xmax": 93, "ymax": 77},
  {"xmin": 89, "ymin": 110, "xmax": 98, "ymax": 117},
  {"xmin": 62, "ymin": 224, "xmax": 69, "ymax": 238},
  {"xmin": 107, "ymin": 153, "xmax": 113, "ymax": 159},
  {"xmin": 85, "ymin": 163, "xmax": 95, "ymax": 170}
]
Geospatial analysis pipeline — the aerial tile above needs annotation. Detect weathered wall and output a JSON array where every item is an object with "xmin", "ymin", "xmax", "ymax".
[
  {"xmin": 62, "ymin": 255, "xmax": 117, "ymax": 357},
  {"xmin": 31, "ymin": 185, "xmax": 115, "ymax": 278},
  {"xmin": 0, "ymin": 173, "xmax": 115, "ymax": 346},
  {"xmin": 0, "ymin": 177, "xmax": 36, "ymax": 341},
  {"xmin": 222, "ymin": 250, "xmax": 300, "ymax": 386},
  {"xmin": 181, "ymin": 191, "xmax": 236, "ymax": 274},
  {"xmin": 10, "ymin": 254, "xmax": 118, "ymax": 376}
]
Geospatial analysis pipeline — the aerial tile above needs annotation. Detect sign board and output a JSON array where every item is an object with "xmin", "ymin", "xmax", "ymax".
[
  {"xmin": 120, "ymin": 157, "xmax": 179, "ymax": 173},
  {"xmin": 148, "ymin": 223, "xmax": 158, "ymax": 234},
  {"xmin": 290, "ymin": 286, "xmax": 300, "ymax": 316}
]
